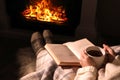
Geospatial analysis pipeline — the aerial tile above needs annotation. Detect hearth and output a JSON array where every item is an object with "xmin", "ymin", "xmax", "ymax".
[{"xmin": 5, "ymin": 0, "xmax": 82, "ymax": 36}]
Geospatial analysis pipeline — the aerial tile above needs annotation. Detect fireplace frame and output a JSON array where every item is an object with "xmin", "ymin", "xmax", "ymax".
[{"xmin": 5, "ymin": 0, "xmax": 82, "ymax": 36}]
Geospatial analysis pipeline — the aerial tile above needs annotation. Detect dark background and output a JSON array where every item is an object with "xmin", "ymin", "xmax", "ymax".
[{"xmin": 0, "ymin": 0, "xmax": 120, "ymax": 80}]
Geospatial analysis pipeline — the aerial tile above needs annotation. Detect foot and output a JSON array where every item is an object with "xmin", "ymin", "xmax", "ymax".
[
  {"xmin": 43, "ymin": 29, "xmax": 53, "ymax": 43},
  {"xmin": 31, "ymin": 32, "xmax": 45, "ymax": 55}
]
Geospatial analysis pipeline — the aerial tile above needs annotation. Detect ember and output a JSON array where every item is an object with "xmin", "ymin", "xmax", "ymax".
[{"xmin": 22, "ymin": 0, "xmax": 68, "ymax": 23}]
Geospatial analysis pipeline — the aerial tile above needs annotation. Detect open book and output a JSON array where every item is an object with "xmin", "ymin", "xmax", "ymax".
[{"xmin": 45, "ymin": 38, "xmax": 95, "ymax": 66}]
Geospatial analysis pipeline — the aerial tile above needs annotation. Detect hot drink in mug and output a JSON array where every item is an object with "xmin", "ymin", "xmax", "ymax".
[{"xmin": 86, "ymin": 46, "xmax": 106, "ymax": 68}]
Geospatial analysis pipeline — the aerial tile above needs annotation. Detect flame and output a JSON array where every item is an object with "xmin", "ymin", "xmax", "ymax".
[{"xmin": 22, "ymin": 0, "xmax": 68, "ymax": 23}]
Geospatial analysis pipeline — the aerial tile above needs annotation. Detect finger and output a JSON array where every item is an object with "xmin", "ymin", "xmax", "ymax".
[
  {"xmin": 79, "ymin": 50, "xmax": 84, "ymax": 59},
  {"xmin": 79, "ymin": 50, "xmax": 87, "ymax": 60},
  {"xmin": 103, "ymin": 44, "xmax": 110, "ymax": 49},
  {"xmin": 81, "ymin": 50, "xmax": 88, "ymax": 57},
  {"xmin": 103, "ymin": 44, "xmax": 112, "ymax": 53},
  {"xmin": 103, "ymin": 44, "xmax": 116, "ymax": 56},
  {"xmin": 98, "ymin": 68, "xmax": 105, "ymax": 78},
  {"xmin": 83, "ymin": 50, "xmax": 91, "ymax": 59},
  {"xmin": 103, "ymin": 44, "xmax": 109, "ymax": 50}
]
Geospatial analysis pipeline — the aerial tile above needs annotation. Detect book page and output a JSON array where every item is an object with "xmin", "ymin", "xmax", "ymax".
[
  {"xmin": 63, "ymin": 38, "xmax": 95, "ymax": 59},
  {"xmin": 45, "ymin": 44, "xmax": 80, "ymax": 66}
]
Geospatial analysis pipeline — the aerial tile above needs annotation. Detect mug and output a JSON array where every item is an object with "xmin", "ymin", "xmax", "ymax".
[{"xmin": 86, "ymin": 46, "xmax": 106, "ymax": 68}]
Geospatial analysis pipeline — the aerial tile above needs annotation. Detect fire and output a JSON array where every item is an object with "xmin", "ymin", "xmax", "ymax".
[{"xmin": 22, "ymin": 0, "xmax": 68, "ymax": 23}]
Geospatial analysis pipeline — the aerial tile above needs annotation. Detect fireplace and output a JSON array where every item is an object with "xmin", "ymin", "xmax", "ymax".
[{"xmin": 5, "ymin": 0, "xmax": 82, "ymax": 36}]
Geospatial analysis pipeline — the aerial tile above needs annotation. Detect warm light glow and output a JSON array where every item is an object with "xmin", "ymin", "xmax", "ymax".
[{"xmin": 22, "ymin": 0, "xmax": 68, "ymax": 23}]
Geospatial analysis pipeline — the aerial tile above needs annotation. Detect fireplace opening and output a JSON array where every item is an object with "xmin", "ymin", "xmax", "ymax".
[{"xmin": 5, "ymin": 0, "xmax": 82, "ymax": 36}]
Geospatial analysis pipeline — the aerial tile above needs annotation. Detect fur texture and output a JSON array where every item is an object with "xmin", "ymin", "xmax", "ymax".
[{"xmin": 16, "ymin": 47, "xmax": 36, "ymax": 78}]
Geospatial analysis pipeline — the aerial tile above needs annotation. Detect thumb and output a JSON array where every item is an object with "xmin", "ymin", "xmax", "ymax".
[{"xmin": 98, "ymin": 68, "xmax": 105, "ymax": 79}]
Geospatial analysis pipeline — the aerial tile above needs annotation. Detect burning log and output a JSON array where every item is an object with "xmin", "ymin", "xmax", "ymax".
[{"xmin": 22, "ymin": 0, "xmax": 68, "ymax": 24}]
